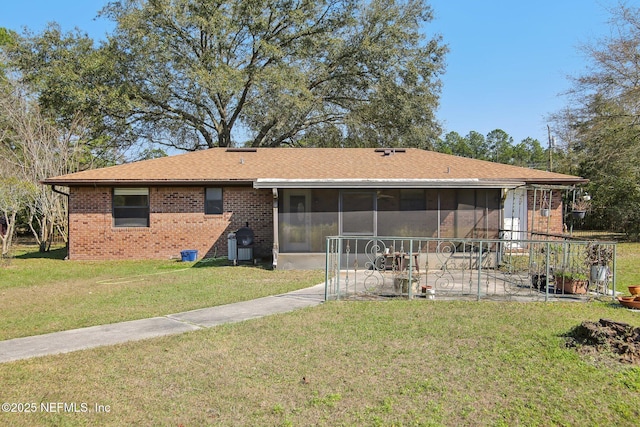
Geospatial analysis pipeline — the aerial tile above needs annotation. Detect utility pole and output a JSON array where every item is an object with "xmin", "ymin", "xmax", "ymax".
[{"xmin": 547, "ymin": 124, "xmax": 553, "ymax": 172}]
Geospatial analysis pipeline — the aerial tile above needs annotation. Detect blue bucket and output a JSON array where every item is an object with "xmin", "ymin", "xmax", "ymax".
[{"xmin": 180, "ymin": 250, "xmax": 198, "ymax": 262}]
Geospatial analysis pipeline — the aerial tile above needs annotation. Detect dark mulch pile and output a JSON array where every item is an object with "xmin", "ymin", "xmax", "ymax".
[{"xmin": 565, "ymin": 318, "xmax": 640, "ymax": 365}]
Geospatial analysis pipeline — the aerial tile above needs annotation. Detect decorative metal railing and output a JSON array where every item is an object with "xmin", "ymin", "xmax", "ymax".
[{"xmin": 324, "ymin": 235, "xmax": 616, "ymax": 301}]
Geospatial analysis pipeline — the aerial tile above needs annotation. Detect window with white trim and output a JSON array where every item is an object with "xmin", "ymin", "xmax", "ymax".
[{"xmin": 113, "ymin": 188, "xmax": 149, "ymax": 227}]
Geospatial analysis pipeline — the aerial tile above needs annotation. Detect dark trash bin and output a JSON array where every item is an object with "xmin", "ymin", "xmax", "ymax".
[{"xmin": 232, "ymin": 225, "xmax": 254, "ymax": 264}]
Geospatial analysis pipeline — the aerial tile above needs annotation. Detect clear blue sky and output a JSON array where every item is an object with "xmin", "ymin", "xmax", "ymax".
[
  {"xmin": 0, "ymin": 0, "xmax": 617, "ymax": 146},
  {"xmin": 429, "ymin": 0, "xmax": 614, "ymax": 145}
]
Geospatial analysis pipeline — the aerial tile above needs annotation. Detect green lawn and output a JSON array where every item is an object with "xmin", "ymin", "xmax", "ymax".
[
  {"xmin": 0, "ymin": 245, "xmax": 324, "ymax": 340},
  {"xmin": 1, "ymin": 301, "xmax": 639, "ymax": 426},
  {"xmin": 1, "ymin": 243, "xmax": 639, "ymax": 426},
  {"xmin": 614, "ymin": 243, "xmax": 640, "ymax": 288}
]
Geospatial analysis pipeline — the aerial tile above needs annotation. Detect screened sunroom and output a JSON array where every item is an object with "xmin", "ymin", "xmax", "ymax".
[{"xmin": 262, "ymin": 183, "xmax": 506, "ymax": 269}]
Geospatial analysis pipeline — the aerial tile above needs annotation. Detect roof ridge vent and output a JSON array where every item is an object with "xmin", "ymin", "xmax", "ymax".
[
  {"xmin": 375, "ymin": 148, "xmax": 406, "ymax": 156},
  {"xmin": 226, "ymin": 147, "xmax": 257, "ymax": 152}
]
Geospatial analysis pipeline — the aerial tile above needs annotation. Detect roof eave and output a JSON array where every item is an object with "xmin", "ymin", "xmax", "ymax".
[
  {"xmin": 253, "ymin": 178, "xmax": 528, "ymax": 189},
  {"xmin": 41, "ymin": 176, "xmax": 588, "ymax": 188},
  {"xmin": 522, "ymin": 177, "xmax": 589, "ymax": 185},
  {"xmin": 40, "ymin": 179, "xmax": 255, "ymax": 187}
]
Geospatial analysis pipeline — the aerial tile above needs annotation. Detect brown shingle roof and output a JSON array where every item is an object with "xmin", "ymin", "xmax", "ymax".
[{"xmin": 43, "ymin": 148, "xmax": 585, "ymax": 186}]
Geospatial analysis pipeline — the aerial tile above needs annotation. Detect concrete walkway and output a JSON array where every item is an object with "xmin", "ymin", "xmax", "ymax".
[{"xmin": 0, "ymin": 284, "xmax": 325, "ymax": 364}]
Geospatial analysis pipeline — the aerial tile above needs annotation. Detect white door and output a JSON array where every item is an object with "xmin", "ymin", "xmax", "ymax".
[{"xmin": 503, "ymin": 188, "xmax": 527, "ymax": 247}]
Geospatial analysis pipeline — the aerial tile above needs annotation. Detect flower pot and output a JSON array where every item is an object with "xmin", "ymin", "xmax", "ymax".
[
  {"xmin": 618, "ymin": 297, "xmax": 640, "ymax": 309},
  {"xmin": 557, "ymin": 277, "xmax": 588, "ymax": 294},
  {"xmin": 572, "ymin": 210, "xmax": 586, "ymax": 219},
  {"xmin": 540, "ymin": 208, "xmax": 550, "ymax": 217},
  {"xmin": 628, "ymin": 285, "xmax": 640, "ymax": 295},
  {"xmin": 590, "ymin": 266, "xmax": 609, "ymax": 282}
]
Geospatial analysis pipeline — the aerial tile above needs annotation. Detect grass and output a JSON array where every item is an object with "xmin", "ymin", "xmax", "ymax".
[
  {"xmin": 1, "ymin": 301, "xmax": 639, "ymax": 426},
  {"xmin": 0, "ymin": 244, "xmax": 324, "ymax": 340},
  {"xmin": 1, "ymin": 242, "xmax": 640, "ymax": 425},
  {"xmin": 614, "ymin": 243, "xmax": 640, "ymax": 288}
]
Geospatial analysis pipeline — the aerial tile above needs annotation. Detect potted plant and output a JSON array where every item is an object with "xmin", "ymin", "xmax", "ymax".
[
  {"xmin": 554, "ymin": 270, "xmax": 589, "ymax": 294},
  {"xmin": 571, "ymin": 198, "xmax": 590, "ymax": 219},
  {"xmin": 585, "ymin": 242, "xmax": 613, "ymax": 283}
]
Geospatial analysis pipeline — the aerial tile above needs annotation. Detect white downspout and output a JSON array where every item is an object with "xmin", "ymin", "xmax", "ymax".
[{"xmin": 272, "ymin": 188, "xmax": 279, "ymax": 269}]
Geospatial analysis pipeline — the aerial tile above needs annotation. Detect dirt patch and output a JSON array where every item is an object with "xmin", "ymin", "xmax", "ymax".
[{"xmin": 565, "ymin": 318, "xmax": 640, "ymax": 365}]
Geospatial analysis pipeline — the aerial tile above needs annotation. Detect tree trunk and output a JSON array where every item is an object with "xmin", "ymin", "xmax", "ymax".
[
  {"xmin": 216, "ymin": 124, "xmax": 232, "ymax": 148},
  {"xmin": 1, "ymin": 212, "xmax": 17, "ymax": 257}
]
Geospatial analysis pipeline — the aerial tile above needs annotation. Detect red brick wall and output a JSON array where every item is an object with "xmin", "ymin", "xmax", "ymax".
[
  {"xmin": 68, "ymin": 186, "xmax": 273, "ymax": 260},
  {"xmin": 527, "ymin": 189, "xmax": 564, "ymax": 235},
  {"xmin": 68, "ymin": 185, "xmax": 563, "ymax": 260}
]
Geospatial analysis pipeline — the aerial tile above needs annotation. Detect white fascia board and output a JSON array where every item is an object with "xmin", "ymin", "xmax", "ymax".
[{"xmin": 254, "ymin": 179, "xmax": 525, "ymax": 189}]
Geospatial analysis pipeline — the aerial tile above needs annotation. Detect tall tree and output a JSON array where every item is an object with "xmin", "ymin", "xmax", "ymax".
[
  {"xmin": 438, "ymin": 130, "xmax": 474, "ymax": 157},
  {"xmin": 0, "ymin": 79, "xmax": 87, "ymax": 251},
  {"xmin": 435, "ymin": 131, "xmax": 461, "ymax": 155},
  {"xmin": 8, "ymin": 25, "xmax": 133, "ymax": 163},
  {"xmin": 465, "ymin": 131, "xmax": 489, "ymax": 160},
  {"xmin": 512, "ymin": 137, "xmax": 546, "ymax": 169},
  {"xmin": 486, "ymin": 129, "xmax": 513, "ymax": 164},
  {"xmin": 552, "ymin": 3, "xmax": 640, "ymax": 235},
  {"xmin": 0, "ymin": 174, "xmax": 35, "ymax": 257},
  {"xmin": 11, "ymin": 0, "xmax": 447, "ymax": 151},
  {"xmin": 0, "ymin": 28, "xmax": 15, "ymax": 82},
  {"xmin": 436, "ymin": 129, "xmax": 550, "ymax": 170}
]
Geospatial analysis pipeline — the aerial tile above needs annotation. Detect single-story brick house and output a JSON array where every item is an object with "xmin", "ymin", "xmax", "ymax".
[{"xmin": 43, "ymin": 147, "xmax": 586, "ymax": 269}]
